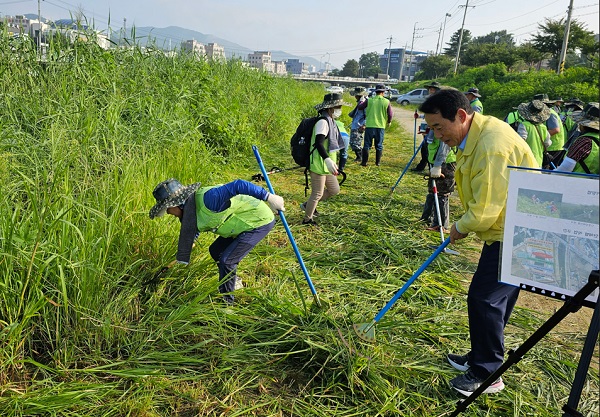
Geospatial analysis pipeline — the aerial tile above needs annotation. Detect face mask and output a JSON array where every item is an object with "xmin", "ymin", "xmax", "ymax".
[{"xmin": 332, "ymin": 108, "xmax": 342, "ymax": 119}]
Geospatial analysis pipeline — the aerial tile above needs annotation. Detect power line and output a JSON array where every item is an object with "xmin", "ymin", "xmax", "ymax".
[{"xmin": 468, "ymin": 0, "xmax": 562, "ymax": 26}]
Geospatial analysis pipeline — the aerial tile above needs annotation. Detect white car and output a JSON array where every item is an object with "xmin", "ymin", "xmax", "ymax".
[
  {"xmin": 396, "ymin": 88, "xmax": 430, "ymax": 105},
  {"xmin": 326, "ymin": 86, "xmax": 343, "ymax": 94}
]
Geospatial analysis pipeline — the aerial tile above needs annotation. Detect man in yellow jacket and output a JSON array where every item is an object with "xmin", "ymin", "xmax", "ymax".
[{"xmin": 419, "ymin": 89, "xmax": 538, "ymax": 396}]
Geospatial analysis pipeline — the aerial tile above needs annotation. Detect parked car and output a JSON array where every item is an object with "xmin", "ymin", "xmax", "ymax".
[
  {"xmin": 326, "ymin": 85, "xmax": 343, "ymax": 94},
  {"xmin": 396, "ymin": 88, "xmax": 429, "ymax": 105},
  {"xmin": 384, "ymin": 88, "xmax": 400, "ymax": 101}
]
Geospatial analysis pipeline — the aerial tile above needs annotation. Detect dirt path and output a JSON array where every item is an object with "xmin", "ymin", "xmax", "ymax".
[{"xmin": 391, "ymin": 104, "xmax": 596, "ymax": 347}]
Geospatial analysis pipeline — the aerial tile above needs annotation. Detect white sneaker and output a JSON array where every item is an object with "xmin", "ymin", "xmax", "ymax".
[{"xmin": 234, "ymin": 277, "xmax": 243, "ymax": 290}]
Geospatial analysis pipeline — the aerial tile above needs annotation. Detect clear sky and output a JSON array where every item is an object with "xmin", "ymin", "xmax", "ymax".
[{"xmin": 1, "ymin": 0, "xmax": 598, "ymax": 68}]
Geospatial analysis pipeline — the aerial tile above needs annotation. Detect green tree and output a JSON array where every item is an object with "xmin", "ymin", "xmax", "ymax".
[
  {"xmin": 340, "ymin": 59, "xmax": 359, "ymax": 77},
  {"xmin": 443, "ymin": 29, "xmax": 472, "ymax": 57},
  {"xmin": 461, "ymin": 43, "xmax": 519, "ymax": 68},
  {"xmin": 473, "ymin": 30, "xmax": 515, "ymax": 46},
  {"xmin": 359, "ymin": 52, "xmax": 381, "ymax": 77},
  {"xmin": 415, "ymin": 55, "xmax": 453, "ymax": 80},
  {"xmin": 531, "ymin": 18, "xmax": 596, "ymax": 68},
  {"xmin": 516, "ymin": 42, "xmax": 548, "ymax": 69}
]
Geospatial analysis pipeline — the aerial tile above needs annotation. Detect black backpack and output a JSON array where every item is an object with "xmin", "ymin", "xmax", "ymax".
[{"xmin": 290, "ymin": 116, "xmax": 324, "ymax": 167}]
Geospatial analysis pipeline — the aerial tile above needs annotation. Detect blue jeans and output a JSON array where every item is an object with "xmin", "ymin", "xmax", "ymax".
[
  {"xmin": 209, "ymin": 219, "xmax": 275, "ymax": 304},
  {"xmin": 363, "ymin": 127, "xmax": 385, "ymax": 151}
]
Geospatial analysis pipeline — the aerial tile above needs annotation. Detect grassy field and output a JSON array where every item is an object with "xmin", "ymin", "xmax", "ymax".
[{"xmin": 0, "ymin": 37, "xmax": 598, "ymax": 416}]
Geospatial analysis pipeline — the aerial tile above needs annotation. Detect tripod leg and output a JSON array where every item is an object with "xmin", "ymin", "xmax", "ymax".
[
  {"xmin": 561, "ymin": 298, "xmax": 600, "ymax": 417},
  {"xmin": 450, "ymin": 274, "xmax": 599, "ymax": 417}
]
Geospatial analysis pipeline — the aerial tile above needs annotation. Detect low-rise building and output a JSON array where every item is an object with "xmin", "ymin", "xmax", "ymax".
[
  {"xmin": 206, "ymin": 42, "xmax": 225, "ymax": 60},
  {"xmin": 181, "ymin": 39, "xmax": 206, "ymax": 57},
  {"xmin": 248, "ymin": 51, "xmax": 272, "ymax": 71},
  {"xmin": 286, "ymin": 58, "xmax": 307, "ymax": 75}
]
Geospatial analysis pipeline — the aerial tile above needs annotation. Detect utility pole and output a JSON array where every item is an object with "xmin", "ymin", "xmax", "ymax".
[
  {"xmin": 454, "ymin": 1, "xmax": 473, "ymax": 75},
  {"xmin": 557, "ymin": 0, "xmax": 574, "ymax": 74},
  {"xmin": 441, "ymin": 13, "xmax": 451, "ymax": 55},
  {"xmin": 435, "ymin": 23, "xmax": 443, "ymax": 56},
  {"xmin": 385, "ymin": 35, "xmax": 393, "ymax": 76},
  {"xmin": 408, "ymin": 22, "xmax": 423, "ymax": 82}
]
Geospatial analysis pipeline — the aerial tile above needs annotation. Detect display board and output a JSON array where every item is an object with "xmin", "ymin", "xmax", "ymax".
[{"xmin": 501, "ymin": 170, "xmax": 599, "ymax": 305}]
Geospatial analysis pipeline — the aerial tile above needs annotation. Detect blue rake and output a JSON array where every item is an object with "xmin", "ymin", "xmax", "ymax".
[
  {"xmin": 390, "ymin": 137, "xmax": 425, "ymax": 193},
  {"xmin": 252, "ymin": 145, "xmax": 321, "ymax": 308},
  {"xmin": 353, "ymin": 237, "xmax": 451, "ymax": 342}
]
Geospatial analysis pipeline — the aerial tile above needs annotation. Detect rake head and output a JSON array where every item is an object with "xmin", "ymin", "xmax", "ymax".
[{"xmin": 353, "ymin": 322, "xmax": 376, "ymax": 343}]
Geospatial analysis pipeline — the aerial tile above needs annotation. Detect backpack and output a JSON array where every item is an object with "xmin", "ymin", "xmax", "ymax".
[{"xmin": 290, "ymin": 116, "xmax": 324, "ymax": 167}]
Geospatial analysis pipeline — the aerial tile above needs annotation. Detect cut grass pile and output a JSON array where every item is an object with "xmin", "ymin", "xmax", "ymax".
[{"xmin": 0, "ymin": 37, "xmax": 598, "ymax": 416}]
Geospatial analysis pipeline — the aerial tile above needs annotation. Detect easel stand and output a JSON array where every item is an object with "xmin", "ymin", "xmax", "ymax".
[{"xmin": 450, "ymin": 270, "xmax": 599, "ymax": 417}]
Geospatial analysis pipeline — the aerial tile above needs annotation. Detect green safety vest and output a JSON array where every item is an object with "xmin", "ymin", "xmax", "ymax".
[
  {"xmin": 428, "ymin": 138, "xmax": 456, "ymax": 164},
  {"xmin": 309, "ymin": 119, "xmax": 339, "ymax": 175},
  {"xmin": 470, "ymin": 98, "xmax": 483, "ymax": 114},
  {"xmin": 573, "ymin": 132, "xmax": 599, "ymax": 175},
  {"xmin": 547, "ymin": 108, "xmax": 565, "ymax": 151},
  {"xmin": 365, "ymin": 95, "xmax": 390, "ymax": 128},
  {"xmin": 560, "ymin": 110, "xmax": 577, "ymax": 133},
  {"xmin": 505, "ymin": 110, "xmax": 522, "ymax": 127},
  {"xmin": 195, "ymin": 186, "xmax": 274, "ymax": 238},
  {"xmin": 522, "ymin": 120, "xmax": 549, "ymax": 167}
]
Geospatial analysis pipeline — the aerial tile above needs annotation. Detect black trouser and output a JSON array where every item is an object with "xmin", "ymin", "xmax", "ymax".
[
  {"xmin": 414, "ymin": 143, "xmax": 429, "ymax": 170},
  {"xmin": 209, "ymin": 220, "xmax": 275, "ymax": 304},
  {"xmin": 467, "ymin": 241, "xmax": 520, "ymax": 378}
]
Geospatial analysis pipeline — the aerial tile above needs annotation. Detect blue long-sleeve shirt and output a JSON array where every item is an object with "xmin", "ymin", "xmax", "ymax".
[
  {"xmin": 176, "ymin": 180, "xmax": 270, "ymax": 263},
  {"xmin": 203, "ymin": 179, "xmax": 269, "ymax": 212}
]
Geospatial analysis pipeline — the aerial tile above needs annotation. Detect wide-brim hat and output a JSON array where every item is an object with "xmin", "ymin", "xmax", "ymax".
[
  {"xmin": 424, "ymin": 81, "xmax": 441, "ymax": 90},
  {"xmin": 565, "ymin": 99, "xmax": 584, "ymax": 111},
  {"xmin": 375, "ymin": 84, "xmax": 387, "ymax": 92},
  {"xmin": 351, "ymin": 86, "xmax": 367, "ymax": 96},
  {"xmin": 532, "ymin": 93, "xmax": 552, "ymax": 104},
  {"xmin": 464, "ymin": 87, "xmax": 481, "ymax": 97},
  {"xmin": 518, "ymin": 100, "xmax": 551, "ymax": 124},
  {"xmin": 149, "ymin": 178, "xmax": 202, "ymax": 219},
  {"xmin": 577, "ymin": 102, "xmax": 599, "ymax": 130},
  {"xmin": 314, "ymin": 92, "xmax": 351, "ymax": 111},
  {"xmin": 572, "ymin": 103, "xmax": 594, "ymax": 122}
]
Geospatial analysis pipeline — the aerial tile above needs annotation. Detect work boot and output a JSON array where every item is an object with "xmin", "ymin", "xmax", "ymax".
[
  {"xmin": 338, "ymin": 155, "xmax": 347, "ymax": 172},
  {"xmin": 375, "ymin": 150, "xmax": 382, "ymax": 166},
  {"xmin": 354, "ymin": 150, "xmax": 362, "ymax": 162},
  {"xmin": 412, "ymin": 160, "xmax": 427, "ymax": 172},
  {"xmin": 360, "ymin": 149, "xmax": 369, "ymax": 166}
]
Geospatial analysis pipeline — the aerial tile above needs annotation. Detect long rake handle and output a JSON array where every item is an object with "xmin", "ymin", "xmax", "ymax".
[
  {"xmin": 391, "ymin": 138, "xmax": 425, "ymax": 192},
  {"xmin": 413, "ymin": 111, "xmax": 418, "ymax": 154},
  {"xmin": 252, "ymin": 145, "xmax": 321, "ymax": 306},
  {"xmin": 373, "ymin": 237, "xmax": 450, "ymax": 323},
  {"xmin": 431, "ymin": 179, "xmax": 446, "ymax": 242}
]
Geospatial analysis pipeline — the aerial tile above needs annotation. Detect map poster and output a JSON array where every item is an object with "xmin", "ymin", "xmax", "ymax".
[{"xmin": 500, "ymin": 170, "xmax": 599, "ymax": 304}]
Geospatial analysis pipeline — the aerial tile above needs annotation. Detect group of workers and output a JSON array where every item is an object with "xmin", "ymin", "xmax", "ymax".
[{"xmin": 147, "ymin": 83, "xmax": 597, "ymax": 398}]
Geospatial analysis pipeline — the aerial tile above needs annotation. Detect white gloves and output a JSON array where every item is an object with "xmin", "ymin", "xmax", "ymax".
[
  {"xmin": 324, "ymin": 157, "xmax": 339, "ymax": 175},
  {"xmin": 544, "ymin": 137, "xmax": 552, "ymax": 148},
  {"xmin": 430, "ymin": 166, "xmax": 443, "ymax": 178},
  {"xmin": 266, "ymin": 193, "xmax": 285, "ymax": 212}
]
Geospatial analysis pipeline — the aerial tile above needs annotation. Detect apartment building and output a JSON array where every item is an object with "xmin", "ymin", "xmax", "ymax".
[
  {"xmin": 205, "ymin": 43, "xmax": 225, "ymax": 60},
  {"xmin": 181, "ymin": 39, "xmax": 206, "ymax": 56}
]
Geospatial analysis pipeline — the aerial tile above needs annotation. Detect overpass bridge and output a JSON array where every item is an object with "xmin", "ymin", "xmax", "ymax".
[{"xmin": 290, "ymin": 74, "xmax": 397, "ymax": 88}]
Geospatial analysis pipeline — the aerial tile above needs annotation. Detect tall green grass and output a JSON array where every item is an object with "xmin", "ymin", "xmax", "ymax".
[{"xmin": 0, "ymin": 34, "xmax": 598, "ymax": 416}]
